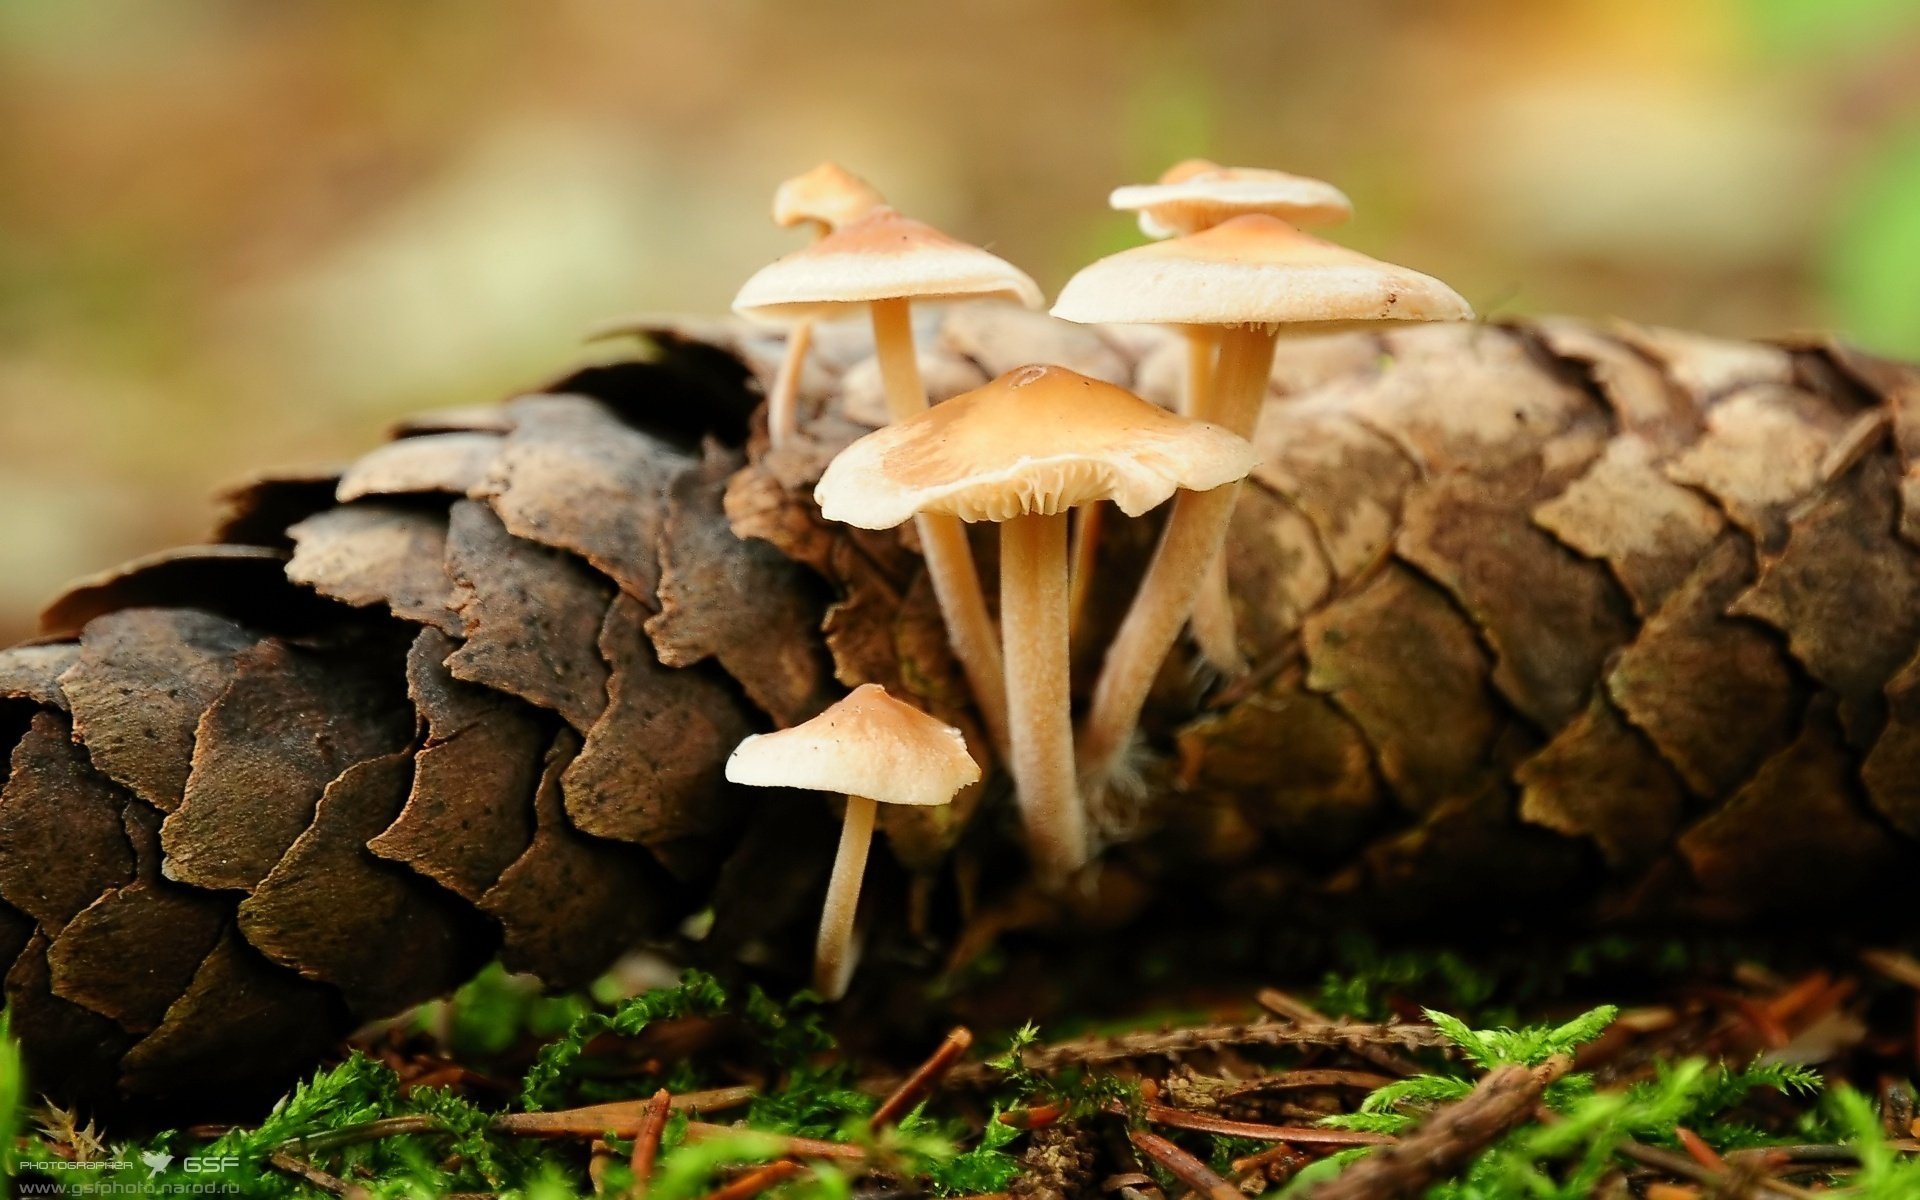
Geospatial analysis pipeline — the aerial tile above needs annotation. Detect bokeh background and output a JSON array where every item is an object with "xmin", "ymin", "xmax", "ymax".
[{"xmin": 3, "ymin": 0, "xmax": 1919, "ymax": 644}]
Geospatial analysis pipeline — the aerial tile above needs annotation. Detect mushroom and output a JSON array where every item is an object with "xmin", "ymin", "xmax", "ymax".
[
  {"xmin": 1105, "ymin": 162, "xmax": 1357, "ymax": 676},
  {"xmin": 1110, "ymin": 159, "xmax": 1354, "ymax": 241},
  {"xmin": 725, "ymin": 683, "xmax": 979, "ymax": 1000},
  {"xmin": 814, "ymin": 364, "xmax": 1255, "ymax": 883},
  {"xmin": 1052, "ymin": 213, "xmax": 1473, "ymax": 792},
  {"xmin": 735, "ymin": 208, "xmax": 1042, "ymax": 761},
  {"xmin": 763, "ymin": 164, "xmax": 888, "ymax": 450}
]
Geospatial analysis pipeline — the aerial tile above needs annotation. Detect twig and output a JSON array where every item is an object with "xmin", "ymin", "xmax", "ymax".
[
  {"xmin": 1255, "ymin": 989, "xmax": 1429, "ymax": 1077},
  {"xmin": 267, "ymin": 1150, "xmax": 371, "ymax": 1198},
  {"xmin": 497, "ymin": 1091, "xmax": 756, "ymax": 1139},
  {"xmin": 1616, "ymin": 1139, "xmax": 1820, "ymax": 1200},
  {"xmin": 682, "ymin": 1121, "xmax": 867, "ymax": 1161},
  {"xmin": 629, "ymin": 1088, "xmax": 673, "ymax": 1199},
  {"xmin": 694, "ymin": 1160, "xmax": 803, "ymax": 1200},
  {"xmin": 1126, "ymin": 1128, "xmax": 1241, "ymax": 1200},
  {"xmin": 943, "ymin": 1019, "xmax": 1451, "ymax": 1087},
  {"xmin": 1128, "ymin": 1102, "xmax": 1394, "ymax": 1147},
  {"xmin": 871, "ymin": 1027, "xmax": 972, "ymax": 1129},
  {"xmin": 1304, "ymin": 1055, "xmax": 1571, "ymax": 1200}
]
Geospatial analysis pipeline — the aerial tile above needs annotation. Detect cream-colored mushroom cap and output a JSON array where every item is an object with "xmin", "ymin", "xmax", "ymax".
[
  {"xmin": 815, "ymin": 364, "xmax": 1257, "ymax": 528},
  {"xmin": 734, "ymin": 208, "xmax": 1043, "ymax": 323},
  {"xmin": 1112, "ymin": 159, "xmax": 1355, "ymax": 238},
  {"xmin": 1052, "ymin": 213, "xmax": 1472, "ymax": 330},
  {"xmin": 773, "ymin": 162, "xmax": 885, "ymax": 232},
  {"xmin": 725, "ymin": 684, "xmax": 979, "ymax": 808}
]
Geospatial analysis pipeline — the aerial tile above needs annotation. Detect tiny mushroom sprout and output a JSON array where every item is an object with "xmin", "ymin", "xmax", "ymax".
[
  {"xmin": 1052, "ymin": 213, "xmax": 1474, "ymax": 793},
  {"xmin": 814, "ymin": 364, "xmax": 1256, "ymax": 884},
  {"xmin": 725, "ymin": 683, "xmax": 979, "ymax": 1000},
  {"xmin": 734, "ymin": 207, "xmax": 1043, "ymax": 763},
  {"xmin": 1106, "ymin": 161, "xmax": 1355, "ymax": 676},
  {"xmin": 763, "ymin": 163, "xmax": 888, "ymax": 449}
]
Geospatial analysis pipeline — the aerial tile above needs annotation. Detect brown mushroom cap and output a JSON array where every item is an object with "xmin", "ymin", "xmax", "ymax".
[
  {"xmin": 733, "ymin": 208, "xmax": 1042, "ymax": 323},
  {"xmin": 1050, "ymin": 213, "xmax": 1473, "ymax": 329},
  {"xmin": 815, "ymin": 364, "xmax": 1256, "ymax": 528},
  {"xmin": 773, "ymin": 163, "xmax": 886, "ymax": 232},
  {"xmin": 1112, "ymin": 159, "xmax": 1354, "ymax": 237},
  {"xmin": 724, "ymin": 683, "xmax": 979, "ymax": 808}
]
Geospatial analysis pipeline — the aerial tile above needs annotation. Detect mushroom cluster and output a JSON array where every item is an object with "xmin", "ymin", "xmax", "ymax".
[{"xmin": 726, "ymin": 161, "xmax": 1471, "ymax": 995}]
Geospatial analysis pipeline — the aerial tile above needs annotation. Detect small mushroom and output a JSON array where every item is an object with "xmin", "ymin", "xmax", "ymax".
[
  {"xmin": 725, "ymin": 683, "xmax": 979, "ymax": 999},
  {"xmin": 1104, "ymin": 161, "xmax": 1356, "ymax": 675},
  {"xmin": 764, "ymin": 164, "xmax": 888, "ymax": 449},
  {"xmin": 1110, "ymin": 159, "xmax": 1354, "ymax": 241},
  {"xmin": 1052, "ymin": 214, "xmax": 1472, "ymax": 792},
  {"xmin": 815, "ymin": 365, "xmax": 1255, "ymax": 883},
  {"xmin": 735, "ymin": 208, "xmax": 1042, "ymax": 761}
]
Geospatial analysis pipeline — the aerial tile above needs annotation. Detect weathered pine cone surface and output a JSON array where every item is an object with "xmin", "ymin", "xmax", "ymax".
[{"xmin": 2, "ymin": 304, "xmax": 1918, "ymax": 1110}]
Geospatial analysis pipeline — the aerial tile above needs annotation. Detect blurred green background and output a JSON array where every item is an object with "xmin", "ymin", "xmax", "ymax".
[{"xmin": 2, "ymin": 0, "xmax": 1918, "ymax": 644}]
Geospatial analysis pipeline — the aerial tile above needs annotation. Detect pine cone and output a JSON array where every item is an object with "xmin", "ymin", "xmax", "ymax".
[{"xmin": 2, "ymin": 305, "xmax": 1917, "ymax": 1111}]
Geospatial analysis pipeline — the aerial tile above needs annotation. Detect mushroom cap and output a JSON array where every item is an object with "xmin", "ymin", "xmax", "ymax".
[
  {"xmin": 734, "ymin": 208, "xmax": 1043, "ymax": 324},
  {"xmin": 1112, "ymin": 159, "xmax": 1354, "ymax": 237},
  {"xmin": 814, "ymin": 364, "xmax": 1257, "ymax": 528},
  {"xmin": 772, "ymin": 162, "xmax": 886, "ymax": 233},
  {"xmin": 724, "ymin": 683, "xmax": 979, "ymax": 807},
  {"xmin": 1051, "ymin": 213, "xmax": 1473, "ymax": 330}
]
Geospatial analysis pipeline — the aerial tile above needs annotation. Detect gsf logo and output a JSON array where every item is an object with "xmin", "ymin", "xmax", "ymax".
[{"xmin": 184, "ymin": 1156, "xmax": 241, "ymax": 1173}]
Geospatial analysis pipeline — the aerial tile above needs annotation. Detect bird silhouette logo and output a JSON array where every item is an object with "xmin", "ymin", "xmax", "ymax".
[{"xmin": 139, "ymin": 1150, "xmax": 174, "ymax": 1175}]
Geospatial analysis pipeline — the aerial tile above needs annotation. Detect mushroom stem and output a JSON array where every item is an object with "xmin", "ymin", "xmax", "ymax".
[
  {"xmin": 1180, "ymin": 325, "xmax": 1245, "ymax": 676},
  {"xmin": 1181, "ymin": 326, "xmax": 1219, "ymax": 417},
  {"xmin": 1078, "ymin": 326, "xmax": 1277, "ymax": 788},
  {"xmin": 816, "ymin": 793, "xmax": 877, "ymax": 1000},
  {"xmin": 1066, "ymin": 500, "xmax": 1104, "ymax": 647},
  {"xmin": 767, "ymin": 319, "xmax": 814, "ymax": 449},
  {"xmin": 1001, "ymin": 511, "xmax": 1086, "ymax": 883},
  {"xmin": 868, "ymin": 298, "xmax": 1011, "ymax": 759}
]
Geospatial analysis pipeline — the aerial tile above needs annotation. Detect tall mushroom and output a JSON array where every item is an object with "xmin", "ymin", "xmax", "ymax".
[
  {"xmin": 1105, "ymin": 161, "xmax": 1356, "ymax": 675},
  {"xmin": 725, "ymin": 683, "xmax": 978, "ymax": 1000},
  {"xmin": 814, "ymin": 364, "xmax": 1255, "ymax": 883},
  {"xmin": 1052, "ymin": 214, "xmax": 1473, "ymax": 792},
  {"xmin": 764, "ymin": 164, "xmax": 888, "ymax": 450},
  {"xmin": 734, "ymin": 208, "xmax": 1042, "ymax": 760}
]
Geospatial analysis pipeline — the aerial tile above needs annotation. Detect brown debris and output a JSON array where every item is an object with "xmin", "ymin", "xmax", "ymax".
[
  {"xmin": 120, "ymin": 928, "xmax": 342, "ymax": 1096},
  {"xmin": 1728, "ymin": 456, "xmax": 1920, "ymax": 744},
  {"xmin": 239, "ymin": 749, "xmax": 480, "ymax": 1017},
  {"xmin": 645, "ymin": 447, "xmax": 838, "ymax": 727},
  {"xmin": 1864, "ymin": 647, "xmax": 1920, "ymax": 839},
  {"xmin": 474, "ymin": 393, "xmax": 691, "ymax": 600},
  {"xmin": 213, "ymin": 466, "xmax": 343, "ymax": 548},
  {"xmin": 1606, "ymin": 535, "xmax": 1800, "ymax": 797},
  {"xmin": 47, "ymin": 805, "xmax": 227, "ymax": 1033},
  {"xmin": 1398, "ymin": 462, "xmax": 1635, "ymax": 729},
  {"xmin": 287, "ymin": 504, "xmax": 462, "ymax": 633},
  {"xmin": 1516, "ymin": 695, "xmax": 1688, "ymax": 869},
  {"xmin": 444, "ymin": 499, "xmax": 614, "ymax": 731},
  {"xmin": 939, "ymin": 303, "xmax": 1130, "ymax": 385},
  {"xmin": 479, "ymin": 728, "xmax": 672, "ymax": 987},
  {"xmin": 39, "ymin": 545, "xmax": 305, "ymax": 638},
  {"xmin": 1250, "ymin": 407, "xmax": 1416, "ymax": 581},
  {"xmin": 0, "ymin": 712, "xmax": 138, "ymax": 933},
  {"xmin": 1222, "ymin": 485, "xmax": 1333, "ymax": 661},
  {"xmin": 1611, "ymin": 322, "xmax": 1794, "ymax": 405},
  {"xmin": 1665, "ymin": 384, "xmax": 1852, "ymax": 550},
  {"xmin": 1533, "ymin": 435, "xmax": 1726, "ymax": 616},
  {"xmin": 367, "ymin": 629, "xmax": 545, "ymax": 902},
  {"xmin": 0, "ymin": 642, "xmax": 78, "ymax": 708},
  {"xmin": 1175, "ymin": 670, "xmax": 1386, "ymax": 857},
  {"xmin": 57, "ymin": 608, "xmax": 258, "ymax": 812},
  {"xmin": 335, "ymin": 431, "xmax": 503, "ymax": 502},
  {"xmin": 1302, "ymin": 565, "xmax": 1502, "ymax": 812},
  {"xmin": 1530, "ymin": 318, "xmax": 1700, "ymax": 448},
  {"xmin": 563, "ymin": 593, "xmax": 754, "ymax": 852},
  {"xmin": 162, "ymin": 637, "xmax": 414, "ymax": 893},
  {"xmin": 1679, "ymin": 709, "xmax": 1904, "ymax": 912},
  {"xmin": 7, "ymin": 932, "xmax": 135, "ymax": 1103},
  {"xmin": 1016, "ymin": 1121, "xmax": 1099, "ymax": 1200}
]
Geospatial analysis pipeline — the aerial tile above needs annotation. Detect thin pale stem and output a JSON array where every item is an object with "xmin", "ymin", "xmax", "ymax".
[
  {"xmin": 1182, "ymin": 326, "xmax": 1219, "ymax": 418},
  {"xmin": 1002, "ymin": 511, "xmax": 1085, "ymax": 884},
  {"xmin": 1078, "ymin": 326, "xmax": 1276, "ymax": 788},
  {"xmin": 868, "ymin": 298, "xmax": 1010, "ymax": 759},
  {"xmin": 766, "ymin": 319, "xmax": 814, "ymax": 449},
  {"xmin": 816, "ymin": 794, "xmax": 875, "ymax": 1000},
  {"xmin": 1066, "ymin": 500, "xmax": 1105, "ymax": 649},
  {"xmin": 1180, "ymin": 325, "xmax": 1244, "ymax": 676}
]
